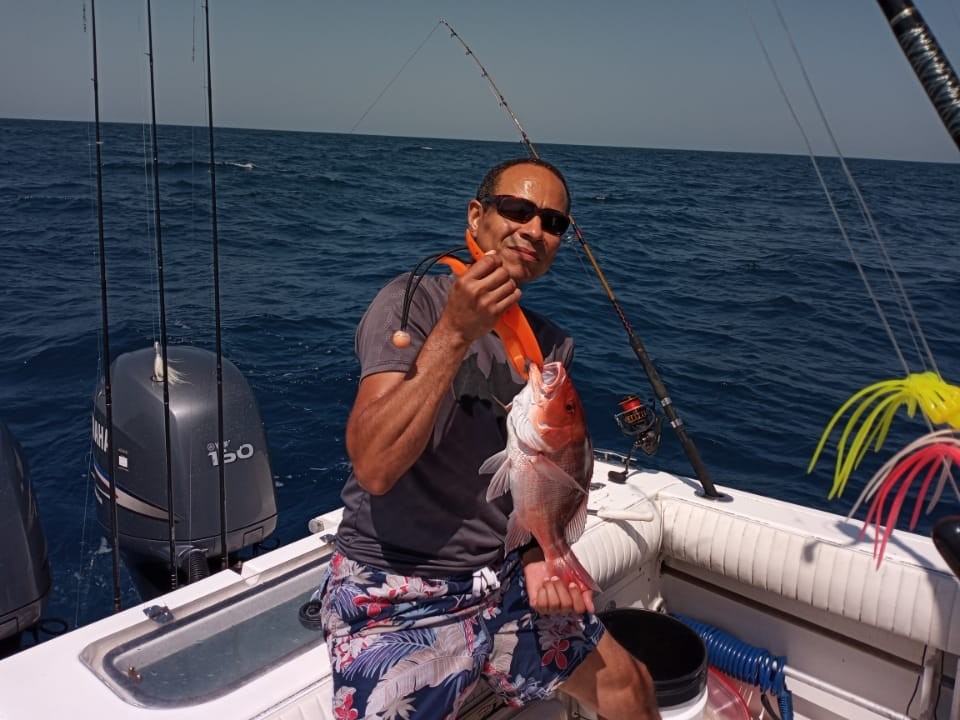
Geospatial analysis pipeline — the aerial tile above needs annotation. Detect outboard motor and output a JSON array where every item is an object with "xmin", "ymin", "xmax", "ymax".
[
  {"xmin": 0, "ymin": 419, "xmax": 51, "ymax": 655},
  {"xmin": 92, "ymin": 345, "xmax": 277, "ymax": 599}
]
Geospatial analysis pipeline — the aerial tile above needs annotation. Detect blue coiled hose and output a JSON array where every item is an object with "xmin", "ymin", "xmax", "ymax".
[{"xmin": 673, "ymin": 614, "xmax": 794, "ymax": 720}]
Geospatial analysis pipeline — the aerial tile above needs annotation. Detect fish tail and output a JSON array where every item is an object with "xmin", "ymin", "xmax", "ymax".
[{"xmin": 550, "ymin": 548, "xmax": 601, "ymax": 594}]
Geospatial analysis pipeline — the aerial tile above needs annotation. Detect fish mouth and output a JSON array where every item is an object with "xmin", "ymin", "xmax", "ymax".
[
  {"xmin": 541, "ymin": 364, "xmax": 559, "ymax": 386},
  {"xmin": 535, "ymin": 362, "xmax": 564, "ymax": 398}
]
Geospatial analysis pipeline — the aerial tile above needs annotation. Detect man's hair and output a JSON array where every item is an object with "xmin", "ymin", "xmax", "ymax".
[{"xmin": 476, "ymin": 157, "xmax": 571, "ymax": 213}]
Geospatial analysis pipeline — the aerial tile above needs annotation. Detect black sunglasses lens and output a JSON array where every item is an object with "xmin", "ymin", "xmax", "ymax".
[
  {"xmin": 495, "ymin": 196, "xmax": 538, "ymax": 223},
  {"xmin": 491, "ymin": 196, "xmax": 569, "ymax": 235},
  {"xmin": 541, "ymin": 213, "xmax": 569, "ymax": 235}
]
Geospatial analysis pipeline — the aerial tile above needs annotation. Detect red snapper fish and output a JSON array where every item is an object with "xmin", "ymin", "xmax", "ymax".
[{"xmin": 481, "ymin": 361, "xmax": 599, "ymax": 593}]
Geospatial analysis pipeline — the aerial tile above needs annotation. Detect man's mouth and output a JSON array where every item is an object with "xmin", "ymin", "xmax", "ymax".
[{"xmin": 507, "ymin": 245, "xmax": 538, "ymax": 262}]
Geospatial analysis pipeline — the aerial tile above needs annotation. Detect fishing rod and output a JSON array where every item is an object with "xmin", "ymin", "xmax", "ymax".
[
  {"xmin": 145, "ymin": 0, "xmax": 179, "ymax": 591},
  {"xmin": 87, "ymin": 0, "xmax": 123, "ymax": 612},
  {"xmin": 202, "ymin": 0, "xmax": 229, "ymax": 573},
  {"xmin": 876, "ymin": 0, "xmax": 960, "ymax": 152},
  {"xmin": 440, "ymin": 19, "xmax": 721, "ymax": 498}
]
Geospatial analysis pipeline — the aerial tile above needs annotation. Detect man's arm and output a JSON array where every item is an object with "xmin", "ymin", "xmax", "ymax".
[{"xmin": 346, "ymin": 253, "xmax": 520, "ymax": 495}]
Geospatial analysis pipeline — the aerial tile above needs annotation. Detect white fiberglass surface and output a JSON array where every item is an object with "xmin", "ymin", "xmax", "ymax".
[{"xmin": 81, "ymin": 552, "xmax": 330, "ymax": 707}]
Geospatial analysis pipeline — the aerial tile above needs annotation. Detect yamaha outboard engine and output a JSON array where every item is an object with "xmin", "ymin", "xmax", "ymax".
[
  {"xmin": 92, "ymin": 345, "xmax": 277, "ymax": 599},
  {"xmin": 0, "ymin": 419, "xmax": 51, "ymax": 656}
]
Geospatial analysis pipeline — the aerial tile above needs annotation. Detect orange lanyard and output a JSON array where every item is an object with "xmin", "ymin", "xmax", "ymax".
[{"xmin": 436, "ymin": 230, "xmax": 544, "ymax": 380}]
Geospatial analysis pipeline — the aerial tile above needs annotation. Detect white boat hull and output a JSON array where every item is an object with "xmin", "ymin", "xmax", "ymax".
[{"xmin": 1, "ymin": 454, "xmax": 955, "ymax": 719}]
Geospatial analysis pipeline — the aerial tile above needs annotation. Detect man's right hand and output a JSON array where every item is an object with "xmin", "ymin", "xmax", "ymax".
[{"xmin": 440, "ymin": 251, "xmax": 521, "ymax": 344}]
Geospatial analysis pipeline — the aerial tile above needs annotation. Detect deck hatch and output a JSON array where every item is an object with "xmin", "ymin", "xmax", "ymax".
[{"xmin": 80, "ymin": 552, "xmax": 330, "ymax": 707}]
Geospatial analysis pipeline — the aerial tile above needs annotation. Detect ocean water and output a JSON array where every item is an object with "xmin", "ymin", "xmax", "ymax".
[{"xmin": 1, "ymin": 117, "xmax": 958, "ymax": 632}]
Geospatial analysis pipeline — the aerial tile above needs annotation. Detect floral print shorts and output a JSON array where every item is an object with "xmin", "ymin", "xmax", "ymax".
[{"xmin": 316, "ymin": 550, "xmax": 605, "ymax": 720}]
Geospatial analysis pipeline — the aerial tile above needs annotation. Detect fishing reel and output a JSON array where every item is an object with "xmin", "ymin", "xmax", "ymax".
[{"xmin": 608, "ymin": 394, "xmax": 662, "ymax": 483}]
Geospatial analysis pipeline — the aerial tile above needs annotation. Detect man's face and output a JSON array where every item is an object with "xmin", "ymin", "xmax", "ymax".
[{"xmin": 467, "ymin": 164, "xmax": 569, "ymax": 285}]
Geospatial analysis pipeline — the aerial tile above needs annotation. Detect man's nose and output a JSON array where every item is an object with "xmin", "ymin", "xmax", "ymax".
[{"xmin": 519, "ymin": 213, "xmax": 545, "ymax": 240}]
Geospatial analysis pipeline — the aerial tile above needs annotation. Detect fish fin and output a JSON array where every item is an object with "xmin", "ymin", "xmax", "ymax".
[
  {"xmin": 479, "ymin": 449, "xmax": 508, "ymax": 476},
  {"xmin": 504, "ymin": 515, "xmax": 531, "ymax": 553},
  {"xmin": 564, "ymin": 497, "xmax": 589, "ymax": 546},
  {"xmin": 483, "ymin": 453, "xmax": 512, "ymax": 501},
  {"xmin": 550, "ymin": 548, "xmax": 600, "ymax": 594},
  {"xmin": 533, "ymin": 456, "xmax": 588, "ymax": 496}
]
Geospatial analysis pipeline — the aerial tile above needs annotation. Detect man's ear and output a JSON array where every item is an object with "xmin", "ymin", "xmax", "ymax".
[{"xmin": 466, "ymin": 198, "xmax": 484, "ymax": 238}]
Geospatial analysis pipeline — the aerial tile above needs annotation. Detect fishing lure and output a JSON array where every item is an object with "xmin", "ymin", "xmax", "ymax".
[
  {"xmin": 845, "ymin": 429, "xmax": 960, "ymax": 566},
  {"xmin": 808, "ymin": 372, "xmax": 960, "ymax": 500}
]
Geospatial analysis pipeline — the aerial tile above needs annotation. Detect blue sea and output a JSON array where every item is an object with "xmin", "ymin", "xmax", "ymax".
[{"xmin": 1, "ymin": 117, "xmax": 958, "ymax": 633}]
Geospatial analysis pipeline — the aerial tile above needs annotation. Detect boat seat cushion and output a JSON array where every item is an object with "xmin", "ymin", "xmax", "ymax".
[
  {"xmin": 659, "ymin": 493, "xmax": 960, "ymax": 655},
  {"xmin": 572, "ymin": 498, "xmax": 662, "ymax": 592}
]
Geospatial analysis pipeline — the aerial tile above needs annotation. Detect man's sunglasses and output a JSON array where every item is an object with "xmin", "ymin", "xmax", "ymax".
[{"xmin": 479, "ymin": 195, "xmax": 570, "ymax": 236}]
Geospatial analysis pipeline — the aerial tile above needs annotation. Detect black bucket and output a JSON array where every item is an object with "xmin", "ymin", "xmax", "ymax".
[{"xmin": 599, "ymin": 609, "xmax": 708, "ymax": 708}]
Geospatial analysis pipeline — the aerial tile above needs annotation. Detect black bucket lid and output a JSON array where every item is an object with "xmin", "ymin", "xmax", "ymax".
[{"xmin": 599, "ymin": 609, "xmax": 707, "ymax": 707}]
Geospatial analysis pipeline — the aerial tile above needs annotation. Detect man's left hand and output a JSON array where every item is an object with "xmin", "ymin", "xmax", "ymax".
[{"xmin": 521, "ymin": 547, "xmax": 596, "ymax": 615}]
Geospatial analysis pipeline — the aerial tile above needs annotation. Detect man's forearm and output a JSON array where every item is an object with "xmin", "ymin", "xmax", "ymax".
[{"xmin": 346, "ymin": 318, "xmax": 471, "ymax": 494}]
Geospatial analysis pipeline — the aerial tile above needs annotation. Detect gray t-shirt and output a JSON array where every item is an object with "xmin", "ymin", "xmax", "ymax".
[{"xmin": 335, "ymin": 272, "xmax": 574, "ymax": 576}]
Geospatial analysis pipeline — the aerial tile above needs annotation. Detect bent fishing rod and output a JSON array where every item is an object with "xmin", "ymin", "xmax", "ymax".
[
  {"xmin": 440, "ymin": 19, "xmax": 721, "ymax": 498},
  {"xmin": 86, "ymin": 0, "xmax": 123, "ymax": 612},
  {"xmin": 876, "ymin": 0, "xmax": 960, "ymax": 152}
]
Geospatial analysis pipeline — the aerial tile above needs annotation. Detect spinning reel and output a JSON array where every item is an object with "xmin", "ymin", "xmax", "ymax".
[{"xmin": 608, "ymin": 394, "xmax": 663, "ymax": 483}]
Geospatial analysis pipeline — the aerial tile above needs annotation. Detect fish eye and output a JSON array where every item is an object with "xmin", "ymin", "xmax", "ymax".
[{"xmin": 565, "ymin": 403, "xmax": 575, "ymax": 413}]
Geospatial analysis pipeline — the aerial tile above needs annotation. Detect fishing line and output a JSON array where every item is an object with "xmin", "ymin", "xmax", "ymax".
[
  {"xmin": 439, "ymin": 19, "xmax": 720, "ymax": 497},
  {"xmin": 134, "ymin": 3, "xmax": 160, "ymax": 347},
  {"xmin": 350, "ymin": 21, "xmax": 442, "ymax": 134},
  {"xmin": 767, "ymin": 0, "xmax": 940, "ymax": 378},
  {"xmin": 756, "ymin": 2, "xmax": 960, "ymax": 533},
  {"xmin": 78, "ymin": 119, "xmax": 99, "ymax": 627},
  {"xmin": 192, "ymin": 0, "xmax": 198, "ymax": 64},
  {"xmin": 134, "ymin": 11, "xmax": 163, "ymax": 356},
  {"xmin": 743, "ymin": 3, "xmax": 913, "ymax": 379},
  {"xmin": 77, "ymin": 19, "xmax": 101, "ymax": 630},
  {"xmin": 77, "ymin": 384, "xmax": 98, "ymax": 629},
  {"xmin": 145, "ymin": 0, "xmax": 179, "ymax": 592},
  {"xmin": 758, "ymin": 5, "xmax": 960, "ymax": 527}
]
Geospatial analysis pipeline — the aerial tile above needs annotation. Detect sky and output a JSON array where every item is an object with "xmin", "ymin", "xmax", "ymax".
[{"xmin": 2, "ymin": 0, "xmax": 960, "ymax": 163}]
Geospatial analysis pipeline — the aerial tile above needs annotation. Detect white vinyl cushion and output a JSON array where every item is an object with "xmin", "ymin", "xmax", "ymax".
[{"xmin": 658, "ymin": 495, "xmax": 960, "ymax": 655}]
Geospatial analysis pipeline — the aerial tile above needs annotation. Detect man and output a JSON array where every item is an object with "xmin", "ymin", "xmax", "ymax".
[{"xmin": 319, "ymin": 158, "xmax": 659, "ymax": 719}]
